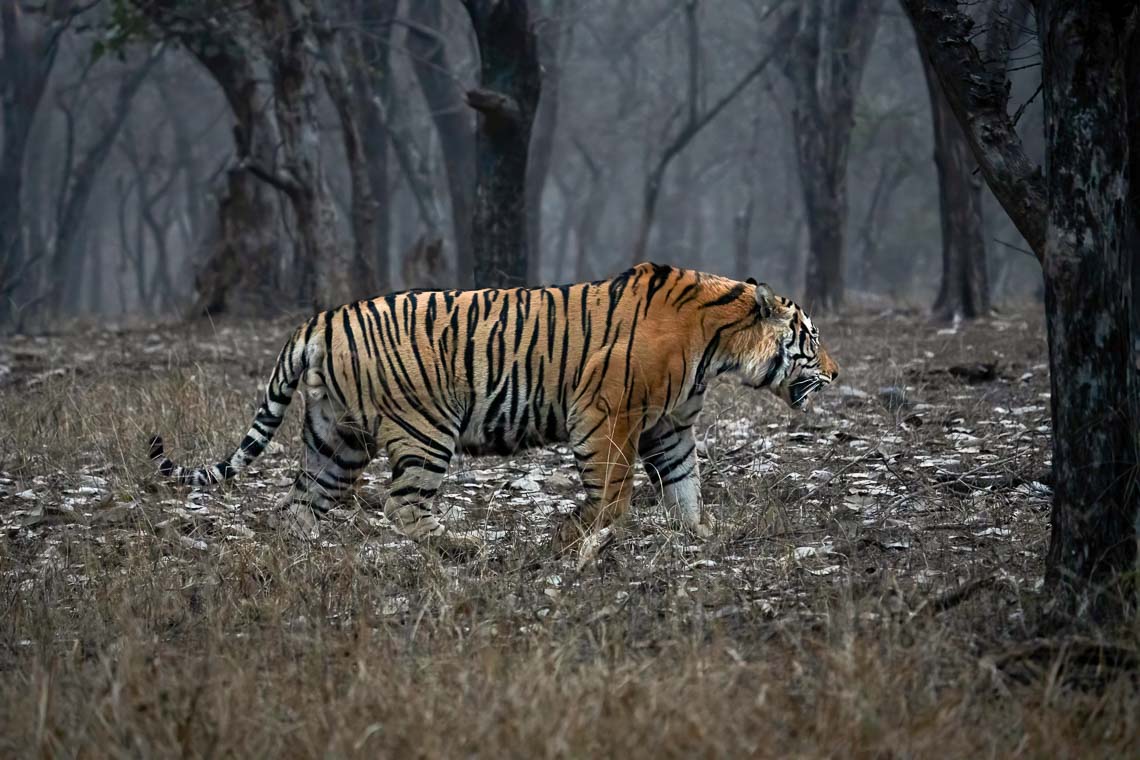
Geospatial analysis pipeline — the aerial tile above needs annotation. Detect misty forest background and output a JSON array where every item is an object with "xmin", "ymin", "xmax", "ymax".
[{"xmin": 0, "ymin": 0, "xmax": 1044, "ymax": 329}]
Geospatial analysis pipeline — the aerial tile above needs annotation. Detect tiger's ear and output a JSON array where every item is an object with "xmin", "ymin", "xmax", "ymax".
[
  {"xmin": 754, "ymin": 282, "xmax": 776, "ymax": 318},
  {"xmin": 745, "ymin": 277, "xmax": 757, "ymax": 286}
]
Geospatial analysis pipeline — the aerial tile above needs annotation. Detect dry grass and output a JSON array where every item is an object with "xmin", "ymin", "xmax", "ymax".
[{"xmin": 1, "ymin": 309, "xmax": 1138, "ymax": 758}]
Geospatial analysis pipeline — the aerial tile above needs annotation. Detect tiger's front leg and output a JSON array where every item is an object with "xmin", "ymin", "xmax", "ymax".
[
  {"xmin": 552, "ymin": 406, "xmax": 641, "ymax": 560},
  {"xmin": 639, "ymin": 418, "xmax": 714, "ymax": 539}
]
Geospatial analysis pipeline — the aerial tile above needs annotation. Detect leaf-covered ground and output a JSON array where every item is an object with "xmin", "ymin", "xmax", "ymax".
[{"xmin": 1, "ymin": 309, "xmax": 1136, "ymax": 757}]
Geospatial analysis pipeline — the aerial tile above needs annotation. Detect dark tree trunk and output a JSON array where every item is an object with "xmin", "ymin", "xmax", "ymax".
[
  {"xmin": 191, "ymin": 168, "xmax": 279, "ymax": 317},
  {"xmin": 408, "ymin": 0, "xmax": 476, "ymax": 287},
  {"xmin": 1039, "ymin": 1, "xmax": 1138, "ymax": 620},
  {"xmin": 919, "ymin": 51, "xmax": 988, "ymax": 321},
  {"xmin": 462, "ymin": 0, "xmax": 541, "ymax": 288},
  {"xmin": 784, "ymin": 0, "xmax": 884, "ymax": 312}
]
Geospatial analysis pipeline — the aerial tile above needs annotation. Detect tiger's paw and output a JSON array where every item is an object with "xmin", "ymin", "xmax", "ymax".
[
  {"xmin": 690, "ymin": 512, "xmax": 717, "ymax": 540},
  {"xmin": 549, "ymin": 514, "xmax": 585, "ymax": 557},
  {"xmin": 273, "ymin": 500, "xmax": 321, "ymax": 541},
  {"xmin": 576, "ymin": 527, "xmax": 616, "ymax": 571}
]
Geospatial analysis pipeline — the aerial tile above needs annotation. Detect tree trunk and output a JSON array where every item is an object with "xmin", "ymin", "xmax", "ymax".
[
  {"xmin": 1039, "ymin": 1, "xmax": 1139, "ymax": 620},
  {"xmin": 919, "ymin": 51, "xmax": 988, "ymax": 321},
  {"xmin": 190, "ymin": 168, "xmax": 279, "ymax": 317},
  {"xmin": 408, "ymin": 0, "xmax": 476, "ymax": 287},
  {"xmin": 462, "ymin": 0, "xmax": 541, "ymax": 288},
  {"xmin": 784, "ymin": 0, "xmax": 884, "ymax": 312}
]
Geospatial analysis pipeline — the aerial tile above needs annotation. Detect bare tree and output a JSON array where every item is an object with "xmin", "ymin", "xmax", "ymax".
[
  {"xmin": 783, "ymin": 0, "xmax": 885, "ymax": 311},
  {"xmin": 906, "ymin": 0, "xmax": 1138, "ymax": 620},
  {"xmin": 49, "ymin": 50, "xmax": 158, "ymax": 313},
  {"xmin": 919, "ymin": 52, "xmax": 988, "ymax": 321},
  {"xmin": 461, "ymin": 0, "xmax": 541, "ymax": 288},
  {"xmin": 631, "ymin": 4, "xmax": 796, "ymax": 265},
  {"xmin": 0, "ymin": 0, "xmax": 76, "ymax": 324},
  {"xmin": 407, "ymin": 0, "xmax": 476, "ymax": 287}
]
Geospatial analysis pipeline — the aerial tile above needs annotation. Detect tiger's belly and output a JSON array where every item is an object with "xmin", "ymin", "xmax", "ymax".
[{"xmin": 457, "ymin": 403, "xmax": 569, "ymax": 457}]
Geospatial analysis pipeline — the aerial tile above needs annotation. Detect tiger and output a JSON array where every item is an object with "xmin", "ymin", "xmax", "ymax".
[{"xmin": 148, "ymin": 263, "xmax": 839, "ymax": 559}]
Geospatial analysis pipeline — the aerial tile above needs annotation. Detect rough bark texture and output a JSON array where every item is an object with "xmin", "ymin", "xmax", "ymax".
[
  {"xmin": 901, "ymin": 0, "xmax": 1047, "ymax": 260},
  {"xmin": 784, "ymin": 0, "xmax": 884, "ymax": 312},
  {"xmin": 462, "ymin": 0, "xmax": 541, "ymax": 288},
  {"xmin": 919, "ymin": 50, "xmax": 989, "ymax": 321},
  {"xmin": 1039, "ymin": 1, "xmax": 1139, "ymax": 619}
]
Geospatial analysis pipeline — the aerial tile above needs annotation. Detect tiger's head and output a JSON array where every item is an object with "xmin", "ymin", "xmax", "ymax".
[{"xmin": 730, "ymin": 279, "xmax": 838, "ymax": 411}]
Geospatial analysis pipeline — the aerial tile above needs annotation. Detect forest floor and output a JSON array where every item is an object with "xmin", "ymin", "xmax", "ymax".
[{"xmin": 1, "ymin": 307, "xmax": 1138, "ymax": 757}]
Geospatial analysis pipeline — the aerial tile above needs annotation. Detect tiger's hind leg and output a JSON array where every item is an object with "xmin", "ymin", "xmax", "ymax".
[
  {"xmin": 380, "ymin": 429, "xmax": 482, "ymax": 560},
  {"xmin": 638, "ymin": 412, "xmax": 713, "ymax": 539},
  {"xmin": 278, "ymin": 390, "xmax": 374, "ymax": 537}
]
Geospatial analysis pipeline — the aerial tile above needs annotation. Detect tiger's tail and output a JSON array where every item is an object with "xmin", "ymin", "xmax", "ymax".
[{"xmin": 147, "ymin": 323, "xmax": 315, "ymax": 487}]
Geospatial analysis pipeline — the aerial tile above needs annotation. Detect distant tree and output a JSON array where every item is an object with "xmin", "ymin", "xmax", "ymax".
[
  {"xmin": 407, "ymin": 0, "xmax": 476, "ymax": 287},
  {"xmin": 461, "ymin": 0, "xmax": 541, "ymax": 288},
  {"xmin": 0, "ymin": 0, "xmax": 77, "ymax": 326},
  {"xmin": 783, "ymin": 0, "xmax": 885, "ymax": 311},
  {"xmin": 135, "ymin": 0, "xmax": 374, "ymax": 312},
  {"xmin": 912, "ymin": 0, "xmax": 1031, "ymax": 321},
  {"xmin": 631, "ymin": 3, "xmax": 796, "ymax": 266},
  {"xmin": 905, "ymin": 0, "xmax": 1138, "ymax": 621}
]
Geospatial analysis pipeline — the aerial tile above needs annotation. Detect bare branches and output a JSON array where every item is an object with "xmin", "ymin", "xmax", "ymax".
[
  {"xmin": 631, "ymin": 7, "xmax": 798, "ymax": 263},
  {"xmin": 901, "ymin": 0, "xmax": 1046, "ymax": 261}
]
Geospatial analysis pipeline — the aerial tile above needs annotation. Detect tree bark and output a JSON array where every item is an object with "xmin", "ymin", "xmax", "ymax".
[
  {"xmin": 408, "ymin": 0, "xmax": 476, "ymax": 287},
  {"xmin": 1038, "ymin": 1, "xmax": 1139, "ymax": 620},
  {"xmin": 462, "ymin": 0, "xmax": 541, "ymax": 288},
  {"xmin": 784, "ymin": 0, "xmax": 884, "ymax": 312},
  {"xmin": 919, "ymin": 51, "xmax": 988, "ymax": 321}
]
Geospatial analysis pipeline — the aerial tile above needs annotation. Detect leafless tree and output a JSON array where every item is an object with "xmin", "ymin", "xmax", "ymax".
[
  {"xmin": 783, "ymin": 0, "xmax": 885, "ymax": 311},
  {"xmin": 462, "ymin": 0, "xmax": 541, "ymax": 288},
  {"xmin": 906, "ymin": 0, "xmax": 1138, "ymax": 621}
]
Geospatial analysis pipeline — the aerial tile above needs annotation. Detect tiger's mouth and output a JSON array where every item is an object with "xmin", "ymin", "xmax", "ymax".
[{"xmin": 789, "ymin": 376, "xmax": 828, "ymax": 409}]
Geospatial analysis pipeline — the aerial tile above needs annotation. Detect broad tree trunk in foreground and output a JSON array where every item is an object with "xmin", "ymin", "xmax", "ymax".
[
  {"xmin": 919, "ymin": 51, "xmax": 988, "ymax": 321},
  {"xmin": 1039, "ymin": 1, "xmax": 1138, "ymax": 619},
  {"xmin": 905, "ymin": 0, "xmax": 1139, "ymax": 620},
  {"xmin": 784, "ymin": 0, "xmax": 884, "ymax": 312},
  {"xmin": 462, "ymin": 0, "xmax": 541, "ymax": 288}
]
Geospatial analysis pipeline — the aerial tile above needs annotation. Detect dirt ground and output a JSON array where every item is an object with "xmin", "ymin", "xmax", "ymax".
[{"xmin": 1, "ymin": 307, "xmax": 1137, "ymax": 757}]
